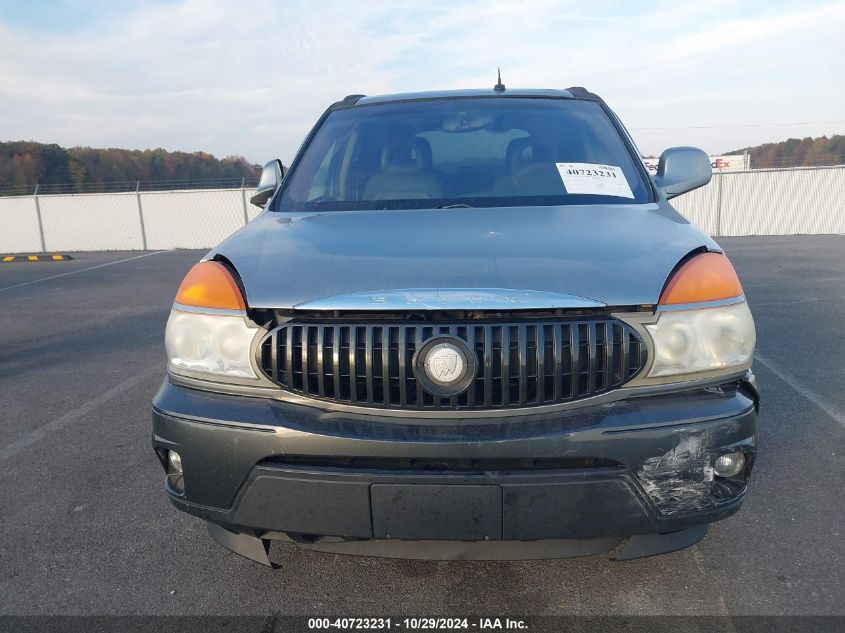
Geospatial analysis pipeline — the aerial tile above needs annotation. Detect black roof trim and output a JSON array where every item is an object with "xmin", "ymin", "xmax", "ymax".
[
  {"xmin": 329, "ymin": 94, "xmax": 366, "ymax": 110},
  {"xmin": 564, "ymin": 87, "xmax": 604, "ymax": 102},
  {"xmin": 329, "ymin": 88, "xmax": 601, "ymax": 111}
]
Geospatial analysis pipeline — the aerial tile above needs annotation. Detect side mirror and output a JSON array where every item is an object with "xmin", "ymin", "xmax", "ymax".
[
  {"xmin": 250, "ymin": 159, "xmax": 286, "ymax": 208},
  {"xmin": 653, "ymin": 147, "xmax": 711, "ymax": 199}
]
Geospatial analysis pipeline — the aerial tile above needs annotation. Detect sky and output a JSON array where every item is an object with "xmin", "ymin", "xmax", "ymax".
[{"xmin": 1, "ymin": 0, "xmax": 844, "ymax": 164}]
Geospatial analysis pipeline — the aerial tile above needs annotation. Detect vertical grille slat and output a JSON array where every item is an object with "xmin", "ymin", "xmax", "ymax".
[
  {"xmin": 587, "ymin": 322, "xmax": 598, "ymax": 394},
  {"xmin": 261, "ymin": 317, "xmax": 646, "ymax": 411},
  {"xmin": 449, "ymin": 325, "xmax": 459, "ymax": 408},
  {"xmin": 620, "ymin": 326, "xmax": 629, "ymax": 383},
  {"xmin": 483, "ymin": 325, "xmax": 493, "ymax": 405},
  {"xmin": 501, "ymin": 325, "xmax": 511, "ymax": 407},
  {"xmin": 348, "ymin": 326, "xmax": 358, "ymax": 403},
  {"xmin": 569, "ymin": 323, "xmax": 580, "ymax": 398},
  {"xmin": 398, "ymin": 327, "xmax": 408, "ymax": 406},
  {"xmin": 285, "ymin": 326, "xmax": 294, "ymax": 390},
  {"xmin": 553, "ymin": 323, "xmax": 563, "ymax": 401},
  {"xmin": 331, "ymin": 326, "xmax": 341, "ymax": 399},
  {"xmin": 277, "ymin": 326, "xmax": 287, "ymax": 384},
  {"xmin": 269, "ymin": 329, "xmax": 279, "ymax": 383},
  {"xmin": 364, "ymin": 325, "xmax": 374, "ymax": 404},
  {"xmin": 536, "ymin": 324, "xmax": 546, "ymax": 404},
  {"xmin": 299, "ymin": 326, "xmax": 311, "ymax": 394},
  {"xmin": 414, "ymin": 326, "xmax": 424, "ymax": 406},
  {"xmin": 316, "ymin": 325, "xmax": 326, "ymax": 397},
  {"xmin": 517, "ymin": 324, "xmax": 528, "ymax": 406},
  {"xmin": 382, "ymin": 327, "xmax": 392, "ymax": 405}
]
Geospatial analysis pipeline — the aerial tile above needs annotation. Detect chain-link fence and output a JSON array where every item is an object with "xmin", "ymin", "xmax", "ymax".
[
  {"xmin": 738, "ymin": 156, "xmax": 845, "ymax": 168},
  {"xmin": 0, "ymin": 177, "xmax": 261, "ymax": 198},
  {"xmin": 1, "ymin": 166, "xmax": 843, "ymax": 253},
  {"xmin": 670, "ymin": 165, "xmax": 845, "ymax": 236},
  {"xmin": 0, "ymin": 185, "xmax": 259, "ymax": 253}
]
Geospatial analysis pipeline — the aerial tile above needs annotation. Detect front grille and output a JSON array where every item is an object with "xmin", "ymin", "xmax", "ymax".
[{"xmin": 258, "ymin": 319, "xmax": 647, "ymax": 411}]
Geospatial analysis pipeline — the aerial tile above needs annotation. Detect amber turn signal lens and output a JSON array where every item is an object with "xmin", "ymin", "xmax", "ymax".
[
  {"xmin": 659, "ymin": 253, "xmax": 743, "ymax": 305},
  {"xmin": 174, "ymin": 261, "xmax": 246, "ymax": 310}
]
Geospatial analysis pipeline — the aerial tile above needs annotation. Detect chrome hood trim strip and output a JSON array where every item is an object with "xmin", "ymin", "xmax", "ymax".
[{"xmin": 293, "ymin": 288, "xmax": 606, "ymax": 311}]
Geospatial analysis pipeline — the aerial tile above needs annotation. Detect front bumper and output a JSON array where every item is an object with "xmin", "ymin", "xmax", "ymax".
[{"xmin": 152, "ymin": 374, "xmax": 758, "ymax": 564}]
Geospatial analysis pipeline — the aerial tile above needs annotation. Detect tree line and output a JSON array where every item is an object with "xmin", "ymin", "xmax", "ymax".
[
  {"xmin": 3, "ymin": 134, "xmax": 841, "ymax": 194},
  {"xmin": 728, "ymin": 135, "xmax": 845, "ymax": 168},
  {"xmin": 0, "ymin": 141, "xmax": 261, "ymax": 192}
]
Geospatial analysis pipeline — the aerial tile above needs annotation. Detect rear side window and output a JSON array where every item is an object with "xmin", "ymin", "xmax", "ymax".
[{"xmin": 279, "ymin": 98, "xmax": 652, "ymax": 212}]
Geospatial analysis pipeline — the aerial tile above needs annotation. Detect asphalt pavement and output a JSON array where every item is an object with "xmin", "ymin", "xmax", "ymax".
[{"xmin": 0, "ymin": 237, "xmax": 843, "ymax": 620}]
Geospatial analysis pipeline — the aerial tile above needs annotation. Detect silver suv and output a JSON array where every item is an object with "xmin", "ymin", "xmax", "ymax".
[{"xmin": 152, "ymin": 85, "xmax": 758, "ymax": 567}]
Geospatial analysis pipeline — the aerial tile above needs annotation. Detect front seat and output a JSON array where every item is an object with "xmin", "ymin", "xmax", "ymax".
[
  {"xmin": 493, "ymin": 138, "xmax": 562, "ymax": 195},
  {"xmin": 363, "ymin": 140, "xmax": 444, "ymax": 201}
]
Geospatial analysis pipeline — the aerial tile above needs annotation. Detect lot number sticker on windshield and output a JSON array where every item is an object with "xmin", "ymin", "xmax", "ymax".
[{"xmin": 556, "ymin": 163, "xmax": 635, "ymax": 199}]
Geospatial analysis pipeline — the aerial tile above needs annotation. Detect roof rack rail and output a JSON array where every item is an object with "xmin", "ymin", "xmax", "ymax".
[
  {"xmin": 565, "ymin": 87, "xmax": 603, "ymax": 102},
  {"xmin": 328, "ymin": 94, "xmax": 366, "ymax": 111}
]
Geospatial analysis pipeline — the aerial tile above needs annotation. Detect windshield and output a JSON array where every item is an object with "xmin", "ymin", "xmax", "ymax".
[{"xmin": 277, "ymin": 97, "xmax": 652, "ymax": 212}]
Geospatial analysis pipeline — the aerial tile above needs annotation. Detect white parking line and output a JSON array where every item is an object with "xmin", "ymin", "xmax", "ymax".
[
  {"xmin": 0, "ymin": 364, "xmax": 162, "ymax": 465},
  {"xmin": 0, "ymin": 250, "xmax": 173, "ymax": 293},
  {"xmin": 756, "ymin": 353, "xmax": 845, "ymax": 429}
]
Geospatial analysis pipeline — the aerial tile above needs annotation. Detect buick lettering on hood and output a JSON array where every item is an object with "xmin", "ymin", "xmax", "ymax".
[{"xmin": 152, "ymin": 83, "xmax": 758, "ymax": 567}]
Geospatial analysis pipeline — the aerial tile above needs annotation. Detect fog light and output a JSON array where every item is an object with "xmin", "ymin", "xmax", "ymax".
[
  {"xmin": 167, "ymin": 450, "xmax": 184, "ymax": 494},
  {"xmin": 714, "ymin": 451, "xmax": 745, "ymax": 478},
  {"xmin": 168, "ymin": 450, "xmax": 183, "ymax": 474}
]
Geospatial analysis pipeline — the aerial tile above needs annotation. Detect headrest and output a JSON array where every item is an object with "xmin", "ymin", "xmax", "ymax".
[
  {"xmin": 414, "ymin": 137, "xmax": 433, "ymax": 169},
  {"xmin": 380, "ymin": 139, "xmax": 432, "ymax": 174},
  {"xmin": 507, "ymin": 138, "xmax": 556, "ymax": 173}
]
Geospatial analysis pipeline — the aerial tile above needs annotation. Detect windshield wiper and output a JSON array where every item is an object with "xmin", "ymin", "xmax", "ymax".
[{"xmin": 436, "ymin": 203, "xmax": 474, "ymax": 209}]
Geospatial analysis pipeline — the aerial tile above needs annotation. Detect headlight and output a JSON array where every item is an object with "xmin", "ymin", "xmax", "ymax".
[
  {"xmin": 626, "ymin": 251, "xmax": 757, "ymax": 383},
  {"xmin": 646, "ymin": 300, "xmax": 755, "ymax": 379},
  {"xmin": 165, "ymin": 260, "xmax": 259, "ymax": 380},
  {"xmin": 165, "ymin": 309, "xmax": 258, "ymax": 378}
]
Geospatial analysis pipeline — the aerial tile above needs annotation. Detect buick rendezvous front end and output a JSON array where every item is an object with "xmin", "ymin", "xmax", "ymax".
[{"xmin": 152, "ymin": 86, "xmax": 758, "ymax": 567}]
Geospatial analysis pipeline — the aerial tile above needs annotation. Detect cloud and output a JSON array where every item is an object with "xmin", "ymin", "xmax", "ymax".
[{"xmin": 0, "ymin": 0, "xmax": 843, "ymax": 162}]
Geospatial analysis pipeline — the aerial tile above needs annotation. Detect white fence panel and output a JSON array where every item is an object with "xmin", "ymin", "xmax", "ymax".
[
  {"xmin": 142, "ymin": 189, "xmax": 252, "ymax": 250},
  {"xmin": 670, "ymin": 166, "xmax": 845, "ymax": 237},
  {"xmin": 0, "ymin": 195, "xmax": 42, "ymax": 253},
  {"xmin": 245, "ymin": 189, "xmax": 261, "ymax": 221},
  {"xmin": 668, "ymin": 178, "xmax": 720, "ymax": 236},
  {"xmin": 39, "ymin": 192, "xmax": 142, "ymax": 251},
  {"xmin": 718, "ymin": 167, "xmax": 845, "ymax": 236}
]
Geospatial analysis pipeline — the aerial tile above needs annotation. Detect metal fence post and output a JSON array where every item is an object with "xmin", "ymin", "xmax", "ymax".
[
  {"xmin": 135, "ymin": 181, "xmax": 148, "ymax": 250},
  {"xmin": 33, "ymin": 184, "xmax": 47, "ymax": 252},
  {"xmin": 714, "ymin": 170, "xmax": 724, "ymax": 237},
  {"xmin": 240, "ymin": 177, "xmax": 250, "ymax": 226}
]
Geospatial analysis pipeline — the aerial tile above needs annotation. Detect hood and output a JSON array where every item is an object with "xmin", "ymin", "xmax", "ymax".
[{"xmin": 214, "ymin": 203, "xmax": 718, "ymax": 309}]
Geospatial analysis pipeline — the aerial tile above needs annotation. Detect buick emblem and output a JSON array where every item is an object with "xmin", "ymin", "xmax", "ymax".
[
  {"xmin": 413, "ymin": 336, "xmax": 477, "ymax": 397},
  {"xmin": 425, "ymin": 343, "xmax": 465, "ymax": 384}
]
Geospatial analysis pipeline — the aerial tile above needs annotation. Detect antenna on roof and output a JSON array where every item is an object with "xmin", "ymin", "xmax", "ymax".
[{"xmin": 493, "ymin": 68, "xmax": 506, "ymax": 93}]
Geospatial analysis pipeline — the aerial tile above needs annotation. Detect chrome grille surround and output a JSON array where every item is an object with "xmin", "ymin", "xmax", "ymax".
[{"xmin": 257, "ymin": 318, "xmax": 647, "ymax": 411}]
